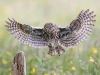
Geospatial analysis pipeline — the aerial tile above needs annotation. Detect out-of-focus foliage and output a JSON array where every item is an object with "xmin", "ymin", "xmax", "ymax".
[{"xmin": 0, "ymin": 0, "xmax": 100, "ymax": 75}]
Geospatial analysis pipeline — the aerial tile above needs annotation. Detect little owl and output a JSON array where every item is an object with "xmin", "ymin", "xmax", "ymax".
[{"xmin": 6, "ymin": 9, "xmax": 96, "ymax": 56}]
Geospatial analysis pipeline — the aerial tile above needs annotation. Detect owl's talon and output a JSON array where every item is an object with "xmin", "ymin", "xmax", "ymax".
[{"xmin": 48, "ymin": 48, "xmax": 65, "ymax": 56}]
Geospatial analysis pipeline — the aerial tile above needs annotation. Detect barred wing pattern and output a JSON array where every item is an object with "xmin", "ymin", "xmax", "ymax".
[
  {"xmin": 6, "ymin": 19, "xmax": 47, "ymax": 47},
  {"xmin": 59, "ymin": 9, "xmax": 96, "ymax": 47}
]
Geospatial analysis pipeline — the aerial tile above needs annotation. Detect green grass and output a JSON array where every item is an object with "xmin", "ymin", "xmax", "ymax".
[{"xmin": 0, "ymin": 0, "xmax": 100, "ymax": 75}]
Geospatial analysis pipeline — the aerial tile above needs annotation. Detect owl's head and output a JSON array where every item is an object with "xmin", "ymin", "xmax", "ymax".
[{"xmin": 44, "ymin": 23, "xmax": 57, "ymax": 33}]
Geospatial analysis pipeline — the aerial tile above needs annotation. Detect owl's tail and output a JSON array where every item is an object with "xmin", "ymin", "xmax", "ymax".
[{"xmin": 48, "ymin": 45, "xmax": 65, "ymax": 56}]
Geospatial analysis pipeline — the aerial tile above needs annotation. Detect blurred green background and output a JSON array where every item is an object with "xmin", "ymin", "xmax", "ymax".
[{"xmin": 0, "ymin": 0, "xmax": 100, "ymax": 75}]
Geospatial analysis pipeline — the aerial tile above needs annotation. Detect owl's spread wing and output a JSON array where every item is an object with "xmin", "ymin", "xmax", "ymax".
[
  {"xmin": 59, "ymin": 9, "xmax": 96, "ymax": 47},
  {"xmin": 5, "ymin": 19, "xmax": 47, "ymax": 47}
]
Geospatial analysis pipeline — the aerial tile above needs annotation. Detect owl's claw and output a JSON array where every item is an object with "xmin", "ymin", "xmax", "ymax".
[{"xmin": 48, "ymin": 49, "xmax": 65, "ymax": 56}]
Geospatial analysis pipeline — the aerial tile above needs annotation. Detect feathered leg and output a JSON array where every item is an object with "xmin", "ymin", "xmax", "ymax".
[{"xmin": 48, "ymin": 45, "xmax": 65, "ymax": 56}]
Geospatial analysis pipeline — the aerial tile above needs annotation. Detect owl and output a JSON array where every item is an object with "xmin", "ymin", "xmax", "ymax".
[{"xmin": 5, "ymin": 9, "xmax": 96, "ymax": 56}]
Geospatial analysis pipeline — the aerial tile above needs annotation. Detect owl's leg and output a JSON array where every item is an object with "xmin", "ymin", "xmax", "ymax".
[
  {"xmin": 48, "ymin": 45, "xmax": 65, "ymax": 56},
  {"xmin": 55, "ymin": 46, "xmax": 65, "ymax": 56}
]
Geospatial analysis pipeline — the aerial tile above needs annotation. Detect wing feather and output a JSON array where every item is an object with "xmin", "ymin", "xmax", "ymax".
[
  {"xmin": 6, "ymin": 18, "xmax": 47, "ymax": 47},
  {"xmin": 59, "ymin": 9, "xmax": 96, "ymax": 47}
]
